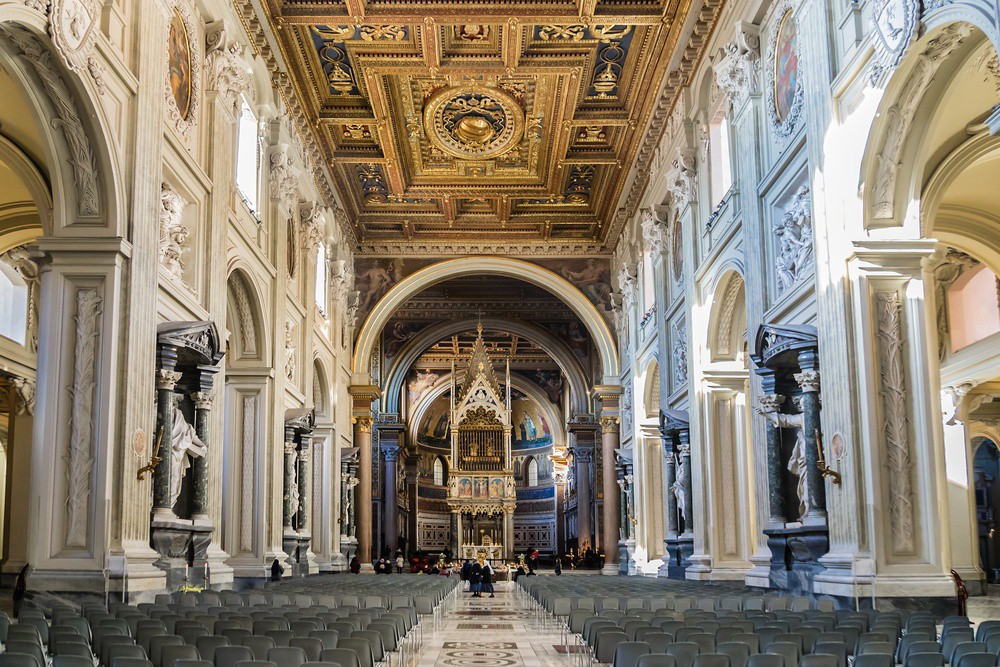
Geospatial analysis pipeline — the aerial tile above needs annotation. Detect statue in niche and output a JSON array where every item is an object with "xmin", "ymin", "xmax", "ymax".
[
  {"xmin": 169, "ymin": 399, "xmax": 207, "ymax": 507},
  {"xmin": 670, "ymin": 452, "xmax": 688, "ymax": 528},
  {"xmin": 757, "ymin": 395, "xmax": 807, "ymax": 520}
]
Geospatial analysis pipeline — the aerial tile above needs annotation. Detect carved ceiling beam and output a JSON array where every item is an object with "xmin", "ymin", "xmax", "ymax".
[{"xmin": 273, "ymin": 10, "xmax": 670, "ymax": 25}]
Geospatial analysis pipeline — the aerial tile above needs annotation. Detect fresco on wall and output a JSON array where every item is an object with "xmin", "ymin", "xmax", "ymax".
[
  {"xmin": 168, "ymin": 9, "xmax": 192, "ymax": 120},
  {"xmin": 772, "ymin": 8, "xmax": 799, "ymax": 124},
  {"xmin": 407, "ymin": 369, "xmax": 440, "ymax": 406},
  {"xmin": 544, "ymin": 258, "xmax": 612, "ymax": 311},
  {"xmin": 416, "ymin": 394, "xmax": 451, "ymax": 444},
  {"xmin": 512, "ymin": 398, "xmax": 553, "ymax": 448},
  {"xmin": 385, "ymin": 320, "xmax": 428, "ymax": 358}
]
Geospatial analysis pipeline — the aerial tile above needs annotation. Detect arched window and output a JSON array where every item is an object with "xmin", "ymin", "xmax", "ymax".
[
  {"xmin": 0, "ymin": 263, "xmax": 27, "ymax": 346},
  {"xmin": 235, "ymin": 100, "xmax": 262, "ymax": 216},
  {"xmin": 527, "ymin": 458, "xmax": 539, "ymax": 487},
  {"xmin": 433, "ymin": 457, "xmax": 445, "ymax": 486},
  {"xmin": 314, "ymin": 243, "xmax": 328, "ymax": 317},
  {"xmin": 708, "ymin": 114, "xmax": 733, "ymax": 206}
]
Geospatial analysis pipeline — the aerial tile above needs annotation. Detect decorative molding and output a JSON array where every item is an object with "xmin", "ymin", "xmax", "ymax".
[
  {"xmin": 269, "ymin": 144, "xmax": 300, "ymax": 215},
  {"xmin": 640, "ymin": 208, "xmax": 668, "ymax": 260},
  {"xmin": 156, "ymin": 368, "xmax": 182, "ymax": 390},
  {"xmin": 672, "ymin": 319, "xmax": 688, "ymax": 388},
  {"xmin": 159, "ymin": 182, "xmax": 189, "ymax": 283},
  {"xmin": 715, "ymin": 276, "xmax": 743, "ymax": 358},
  {"xmin": 974, "ymin": 48, "xmax": 1000, "ymax": 95},
  {"xmin": 49, "ymin": 0, "xmax": 105, "ymax": 93},
  {"xmin": 65, "ymin": 288, "xmax": 102, "ymax": 549},
  {"xmin": 758, "ymin": 393, "xmax": 785, "ymax": 413},
  {"xmin": 205, "ymin": 18, "xmax": 252, "ymax": 117},
  {"xmin": 240, "ymin": 394, "xmax": 255, "ymax": 552},
  {"xmin": 330, "ymin": 259, "xmax": 352, "ymax": 302},
  {"xmin": 353, "ymin": 415, "xmax": 374, "ymax": 433},
  {"xmin": 0, "ymin": 245, "xmax": 40, "ymax": 353},
  {"xmin": 869, "ymin": 0, "xmax": 920, "ymax": 83},
  {"xmin": 774, "ymin": 185, "xmax": 814, "ymax": 294},
  {"xmin": 764, "ymin": 1, "xmax": 804, "ymax": 139},
  {"xmin": 164, "ymin": 0, "xmax": 202, "ymax": 139},
  {"xmin": 191, "ymin": 391, "xmax": 214, "ymax": 410},
  {"xmin": 356, "ymin": 241, "xmax": 609, "ymax": 257},
  {"xmin": 283, "ymin": 319, "xmax": 296, "ymax": 383},
  {"xmin": 299, "ymin": 201, "xmax": 325, "ymax": 252},
  {"xmin": 22, "ymin": 1, "xmax": 51, "ymax": 13},
  {"xmin": 871, "ymin": 24, "xmax": 973, "ymax": 221},
  {"xmin": 617, "ymin": 264, "xmax": 638, "ymax": 310},
  {"xmin": 665, "ymin": 148, "xmax": 697, "ymax": 211},
  {"xmin": 228, "ymin": 272, "xmax": 258, "ymax": 357},
  {"xmin": 794, "ymin": 369, "xmax": 820, "ymax": 393},
  {"xmin": 713, "ymin": 21, "xmax": 761, "ymax": 113},
  {"xmin": 11, "ymin": 375, "xmax": 35, "ymax": 415},
  {"xmin": 4, "ymin": 27, "xmax": 100, "ymax": 217},
  {"xmin": 875, "ymin": 290, "xmax": 915, "ymax": 554},
  {"xmin": 599, "ymin": 415, "xmax": 619, "ymax": 435}
]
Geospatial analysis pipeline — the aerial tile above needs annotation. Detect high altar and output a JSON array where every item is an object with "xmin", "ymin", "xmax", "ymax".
[{"xmin": 447, "ymin": 324, "xmax": 516, "ymax": 560}]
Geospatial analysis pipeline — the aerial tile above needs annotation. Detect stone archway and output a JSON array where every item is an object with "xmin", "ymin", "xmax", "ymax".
[{"xmin": 351, "ymin": 257, "xmax": 620, "ymax": 382}]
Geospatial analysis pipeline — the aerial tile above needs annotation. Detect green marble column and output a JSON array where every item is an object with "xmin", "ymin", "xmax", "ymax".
[
  {"xmin": 297, "ymin": 433, "xmax": 312, "ymax": 531},
  {"xmin": 796, "ymin": 363, "xmax": 826, "ymax": 522},
  {"xmin": 153, "ymin": 361, "xmax": 181, "ymax": 518},
  {"xmin": 283, "ymin": 425, "xmax": 297, "ymax": 530},
  {"xmin": 190, "ymin": 390, "xmax": 213, "ymax": 520},
  {"xmin": 678, "ymin": 429, "xmax": 694, "ymax": 535},
  {"xmin": 759, "ymin": 393, "xmax": 787, "ymax": 525}
]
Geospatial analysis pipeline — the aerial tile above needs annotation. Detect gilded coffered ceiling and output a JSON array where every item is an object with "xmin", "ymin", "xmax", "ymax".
[{"xmin": 260, "ymin": 0, "xmax": 716, "ymax": 253}]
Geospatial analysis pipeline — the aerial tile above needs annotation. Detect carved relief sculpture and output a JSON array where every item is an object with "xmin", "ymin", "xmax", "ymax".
[
  {"xmin": 159, "ymin": 183, "xmax": 190, "ymax": 283},
  {"xmin": 284, "ymin": 320, "xmax": 297, "ymax": 382},
  {"xmin": 758, "ymin": 395, "xmax": 808, "ymax": 520},
  {"xmin": 618, "ymin": 264, "xmax": 639, "ymax": 310},
  {"xmin": 270, "ymin": 144, "xmax": 301, "ymax": 214},
  {"xmin": 299, "ymin": 201, "xmax": 325, "ymax": 252},
  {"xmin": 875, "ymin": 290, "xmax": 915, "ymax": 553},
  {"xmin": 666, "ymin": 149, "xmax": 697, "ymax": 211},
  {"xmin": 65, "ymin": 288, "xmax": 102, "ymax": 548},
  {"xmin": 672, "ymin": 319, "xmax": 688, "ymax": 387},
  {"xmin": 774, "ymin": 185, "xmax": 814, "ymax": 294},
  {"xmin": 640, "ymin": 208, "xmax": 668, "ymax": 260}
]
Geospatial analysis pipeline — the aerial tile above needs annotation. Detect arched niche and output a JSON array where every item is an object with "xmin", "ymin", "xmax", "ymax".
[
  {"xmin": 312, "ymin": 358, "xmax": 331, "ymax": 418},
  {"xmin": 641, "ymin": 360, "xmax": 661, "ymax": 422},
  {"xmin": 382, "ymin": 317, "xmax": 591, "ymax": 418},
  {"xmin": 707, "ymin": 270, "xmax": 747, "ymax": 364},
  {"xmin": 225, "ymin": 268, "xmax": 266, "ymax": 364},
  {"xmin": 351, "ymin": 257, "xmax": 620, "ymax": 382}
]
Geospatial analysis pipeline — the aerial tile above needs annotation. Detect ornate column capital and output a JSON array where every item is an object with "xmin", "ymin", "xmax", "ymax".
[
  {"xmin": 794, "ymin": 370, "xmax": 820, "ymax": 393},
  {"xmin": 156, "ymin": 369, "xmax": 183, "ymax": 390},
  {"xmin": 712, "ymin": 20, "xmax": 761, "ymax": 113},
  {"xmin": 758, "ymin": 393, "xmax": 785, "ymax": 413},
  {"xmin": 353, "ymin": 416, "xmax": 374, "ymax": 433},
  {"xmin": 640, "ymin": 207, "xmax": 669, "ymax": 260},
  {"xmin": 205, "ymin": 18, "xmax": 253, "ymax": 118},
  {"xmin": 571, "ymin": 447, "xmax": 594, "ymax": 464},
  {"xmin": 599, "ymin": 416, "xmax": 620, "ymax": 434},
  {"xmin": 11, "ymin": 375, "xmax": 35, "ymax": 416},
  {"xmin": 284, "ymin": 441, "xmax": 297, "ymax": 455},
  {"xmin": 382, "ymin": 444, "xmax": 400, "ymax": 462},
  {"xmin": 191, "ymin": 391, "xmax": 215, "ymax": 409},
  {"xmin": 299, "ymin": 201, "xmax": 326, "ymax": 252}
]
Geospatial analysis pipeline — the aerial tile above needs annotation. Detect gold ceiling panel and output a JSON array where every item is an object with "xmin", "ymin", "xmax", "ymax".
[{"xmin": 264, "ymin": 0, "xmax": 691, "ymax": 250}]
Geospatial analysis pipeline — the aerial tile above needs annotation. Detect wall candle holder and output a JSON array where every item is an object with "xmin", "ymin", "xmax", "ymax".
[
  {"xmin": 137, "ymin": 427, "xmax": 163, "ymax": 481},
  {"xmin": 815, "ymin": 433, "xmax": 842, "ymax": 486}
]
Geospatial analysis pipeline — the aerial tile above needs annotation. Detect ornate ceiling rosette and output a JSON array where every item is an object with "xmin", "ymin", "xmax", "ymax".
[{"xmin": 424, "ymin": 85, "xmax": 524, "ymax": 160}]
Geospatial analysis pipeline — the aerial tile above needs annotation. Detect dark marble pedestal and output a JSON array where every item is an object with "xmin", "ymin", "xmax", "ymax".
[
  {"xmin": 661, "ymin": 535, "xmax": 694, "ymax": 579},
  {"xmin": 280, "ymin": 532, "xmax": 312, "ymax": 577},
  {"xmin": 150, "ymin": 518, "xmax": 213, "ymax": 590},
  {"xmin": 764, "ymin": 524, "xmax": 829, "ymax": 596},
  {"xmin": 340, "ymin": 535, "xmax": 358, "ymax": 563},
  {"xmin": 619, "ymin": 539, "xmax": 636, "ymax": 575}
]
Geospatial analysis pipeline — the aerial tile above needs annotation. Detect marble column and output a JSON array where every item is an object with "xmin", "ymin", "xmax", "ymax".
[
  {"xmin": 347, "ymin": 475, "xmax": 358, "ymax": 539},
  {"xmin": 575, "ymin": 448, "xmax": 593, "ymax": 549},
  {"xmin": 340, "ymin": 459, "xmax": 350, "ymax": 537},
  {"xmin": 297, "ymin": 432, "xmax": 312, "ymax": 532},
  {"xmin": 600, "ymin": 416, "xmax": 621, "ymax": 571},
  {"xmin": 282, "ymin": 424, "xmax": 297, "ymax": 531},
  {"xmin": 795, "ymin": 354, "xmax": 826, "ymax": 524},
  {"xmin": 759, "ymin": 393, "xmax": 787, "ymax": 526},
  {"xmin": 450, "ymin": 510, "xmax": 460, "ymax": 556},
  {"xmin": 153, "ymin": 360, "xmax": 181, "ymax": 519},
  {"xmin": 354, "ymin": 416, "xmax": 373, "ymax": 566},
  {"xmin": 382, "ymin": 444, "xmax": 399, "ymax": 553},
  {"xmin": 190, "ymin": 382, "xmax": 215, "ymax": 522},
  {"xmin": 504, "ymin": 510, "xmax": 515, "ymax": 559}
]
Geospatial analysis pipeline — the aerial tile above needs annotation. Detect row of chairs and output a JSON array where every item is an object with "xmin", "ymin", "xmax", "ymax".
[{"xmin": 0, "ymin": 577, "xmax": 459, "ymax": 667}]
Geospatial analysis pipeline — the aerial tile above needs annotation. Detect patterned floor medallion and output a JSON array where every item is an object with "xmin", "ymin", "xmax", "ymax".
[
  {"xmin": 439, "ymin": 642, "xmax": 520, "ymax": 667},
  {"xmin": 456, "ymin": 623, "xmax": 515, "ymax": 630}
]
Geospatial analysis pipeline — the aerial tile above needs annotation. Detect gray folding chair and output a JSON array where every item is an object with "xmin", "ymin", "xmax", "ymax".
[
  {"xmin": 613, "ymin": 642, "xmax": 651, "ymax": 667},
  {"xmin": 666, "ymin": 643, "xmax": 702, "ymax": 667},
  {"xmin": 692, "ymin": 655, "xmax": 731, "ymax": 667},
  {"xmin": 904, "ymin": 654, "xmax": 945, "ymax": 667},
  {"xmin": 637, "ymin": 657, "xmax": 677, "ymax": 667},
  {"xmin": 267, "ymin": 647, "xmax": 307, "ymax": 667}
]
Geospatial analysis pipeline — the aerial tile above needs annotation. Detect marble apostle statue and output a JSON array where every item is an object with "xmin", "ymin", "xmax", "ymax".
[
  {"xmin": 670, "ymin": 452, "xmax": 688, "ymax": 529},
  {"xmin": 169, "ymin": 405, "xmax": 207, "ymax": 507}
]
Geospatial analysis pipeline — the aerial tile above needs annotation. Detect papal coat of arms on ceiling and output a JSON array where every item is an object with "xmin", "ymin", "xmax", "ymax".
[{"xmin": 423, "ymin": 85, "xmax": 525, "ymax": 160}]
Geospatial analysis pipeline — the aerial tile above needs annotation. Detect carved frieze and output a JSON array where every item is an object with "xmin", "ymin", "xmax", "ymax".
[
  {"xmin": 299, "ymin": 201, "xmax": 325, "ymax": 252},
  {"xmin": 774, "ymin": 186, "xmax": 814, "ymax": 294},
  {"xmin": 159, "ymin": 183, "xmax": 190, "ymax": 284},
  {"xmin": 640, "ymin": 208, "xmax": 668, "ymax": 260},
  {"xmin": 270, "ymin": 144, "xmax": 300, "ymax": 214}
]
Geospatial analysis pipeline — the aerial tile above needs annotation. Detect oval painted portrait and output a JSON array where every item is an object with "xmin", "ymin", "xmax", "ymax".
[
  {"xmin": 168, "ymin": 8, "xmax": 192, "ymax": 120},
  {"xmin": 772, "ymin": 8, "xmax": 799, "ymax": 124}
]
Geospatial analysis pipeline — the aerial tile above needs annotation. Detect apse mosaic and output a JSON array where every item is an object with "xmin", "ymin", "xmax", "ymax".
[{"xmin": 263, "ymin": 1, "xmax": 686, "ymax": 249}]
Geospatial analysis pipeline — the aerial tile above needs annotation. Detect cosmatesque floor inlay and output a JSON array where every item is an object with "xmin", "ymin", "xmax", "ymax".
[{"xmin": 412, "ymin": 584, "xmax": 574, "ymax": 667}]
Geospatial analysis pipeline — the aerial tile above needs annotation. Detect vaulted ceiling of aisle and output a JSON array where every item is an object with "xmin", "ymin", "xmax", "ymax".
[{"xmin": 259, "ymin": 0, "xmax": 723, "ymax": 254}]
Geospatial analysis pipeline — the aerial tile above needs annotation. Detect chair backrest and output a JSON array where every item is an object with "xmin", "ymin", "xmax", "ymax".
[
  {"xmin": 975, "ymin": 621, "xmax": 1000, "ymax": 643},
  {"xmin": 173, "ymin": 661, "xmax": 213, "ymax": 667},
  {"xmin": 108, "ymin": 643, "xmax": 149, "ymax": 663},
  {"xmin": 289, "ymin": 638, "xmax": 323, "ymax": 663},
  {"xmin": 267, "ymin": 647, "xmax": 307, "ymax": 667},
  {"xmin": 812, "ymin": 642, "xmax": 847, "ymax": 667},
  {"xmin": 646, "ymin": 634, "xmax": 674, "ymax": 654},
  {"xmin": 666, "ymin": 642, "xmax": 703, "ymax": 667},
  {"xmin": 335, "ymin": 639, "xmax": 373, "ymax": 667},
  {"xmin": 319, "ymin": 649, "xmax": 360, "ymax": 667},
  {"xmin": 746, "ymin": 655, "xmax": 783, "ymax": 667},
  {"xmin": 903, "ymin": 654, "xmax": 945, "ymax": 667},
  {"xmin": 215, "ymin": 646, "xmax": 255, "ymax": 667},
  {"xmin": 51, "ymin": 657, "xmax": 94, "ymax": 667},
  {"xmin": 195, "ymin": 636, "xmax": 231, "ymax": 662},
  {"xmin": 689, "ymin": 633, "xmax": 717, "ymax": 654},
  {"xmin": 730, "ymin": 635, "xmax": 761, "ymax": 655},
  {"xmin": 951, "ymin": 643, "xmax": 988, "ymax": 665},
  {"xmin": 308, "ymin": 631, "xmax": 339, "ymax": 651},
  {"xmin": 852, "ymin": 654, "xmax": 893, "ymax": 667},
  {"xmin": 767, "ymin": 641, "xmax": 800, "ymax": 667},
  {"xmin": 799, "ymin": 656, "xmax": 839, "ymax": 667},
  {"xmin": 352, "ymin": 631, "xmax": 384, "ymax": 662},
  {"xmin": 613, "ymin": 642, "xmax": 652, "ymax": 667},
  {"xmin": 234, "ymin": 662, "xmax": 276, "ymax": 667},
  {"xmin": 160, "ymin": 644, "xmax": 200, "ymax": 667},
  {"xmin": 717, "ymin": 642, "xmax": 751, "ymax": 667},
  {"xmin": 692, "ymin": 655, "xmax": 731, "ymax": 667},
  {"xmin": 150, "ymin": 635, "xmax": 186, "ymax": 667},
  {"xmin": 596, "ymin": 631, "xmax": 629, "ymax": 665},
  {"xmin": 955, "ymin": 654, "xmax": 997, "ymax": 667},
  {"xmin": 111, "ymin": 659, "xmax": 155, "ymax": 667},
  {"xmin": 637, "ymin": 656, "xmax": 677, "ymax": 667},
  {"xmin": 859, "ymin": 643, "xmax": 895, "ymax": 657}
]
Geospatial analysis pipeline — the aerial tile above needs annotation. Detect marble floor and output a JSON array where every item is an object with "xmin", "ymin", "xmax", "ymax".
[{"xmin": 414, "ymin": 584, "xmax": 575, "ymax": 667}]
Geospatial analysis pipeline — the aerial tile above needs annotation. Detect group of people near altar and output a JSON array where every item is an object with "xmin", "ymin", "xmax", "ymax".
[{"xmin": 460, "ymin": 557, "xmax": 496, "ymax": 597}]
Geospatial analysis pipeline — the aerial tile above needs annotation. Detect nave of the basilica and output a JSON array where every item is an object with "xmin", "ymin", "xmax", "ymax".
[{"xmin": 0, "ymin": 0, "xmax": 998, "ymax": 616}]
